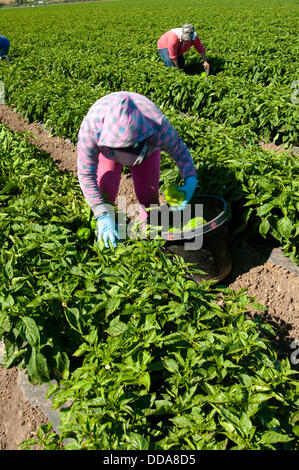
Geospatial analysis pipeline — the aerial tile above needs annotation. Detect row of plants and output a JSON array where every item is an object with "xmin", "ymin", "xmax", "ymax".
[
  {"xmin": 0, "ymin": 124, "xmax": 298, "ymax": 449},
  {"xmin": 0, "ymin": 0, "xmax": 298, "ymax": 147},
  {"xmin": 4, "ymin": 64, "xmax": 298, "ymax": 146}
]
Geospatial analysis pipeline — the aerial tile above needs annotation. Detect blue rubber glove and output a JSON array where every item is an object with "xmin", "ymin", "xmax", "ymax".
[
  {"xmin": 96, "ymin": 213, "xmax": 120, "ymax": 248},
  {"xmin": 170, "ymin": 176, "xmax": 198, "ymax": 211}
]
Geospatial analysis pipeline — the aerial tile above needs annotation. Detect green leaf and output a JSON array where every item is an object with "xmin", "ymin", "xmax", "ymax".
[
  {"xmin": 105, "ymin": 317, "xmax": 127, "ymax": 336},
  {"xmin": 45, "ymin": 383, "xmax": 60, "ymax": 400},
  {"xmin": 239, "ymin": 413, "xmax": 252, "ymax": 436},
  {"xmin": 128, "ymin": 433, "xmax": 149, "ymax": 450},
  {"xmin": 277, "ymin": 216, "xmax": 292, "ymax": 240},
  {"xmin": 27, "ymin": 348, "xmax": 50, "ymax": 383},
  {"xmin": 21, "ymin": 316, "xmax": 40, "ymax": 348},
  {"xmin": 139, "ymin": 372, "xmax": 151, "ymax": 391},
  {"xmin": 256, "ymin": 203, "xmax": 274, "ymax": 217},
  {"xmin": 5, "ymin": 259, "xmax": 14, "ymax": 280},
  {"xmin": 259, "ymin": 217, "xmax": 270, "ymax": 238},
  {"xmin": 64, "ymin": 440, "xmax": 83, "ymax": 450},
  {"xmin": 73, "ymin": 342, "xmax": 92, "ymax": 357},
  {"xmin": 292, "ymin": 424, "xmax": 299, "ymax": 437},
  {"xmin": 170, "ymin": 415, "xmax": 193, "ymax": 428},
  {"xmin": 238, "ymin": 374, "xmax": 252, "ymax": 387},
  {"xmin": 260, "ymin": 431, "xmax": 293, "ymax": 444},
  {"xmin": 163, "ymin": 358, "xmax": 179, "ymax": 372},
  {"xmin": 106, "ymin": 297, "xmax": 121, "ymax": 316},
  {"xmin": 64, "ymin": 308, "xmax": 82, "ymax": 334}
]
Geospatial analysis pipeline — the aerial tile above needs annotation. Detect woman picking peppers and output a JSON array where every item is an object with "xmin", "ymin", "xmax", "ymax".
[{"xmin": 77, "ymin": 91, "xmax": 198, "ymax": 248}]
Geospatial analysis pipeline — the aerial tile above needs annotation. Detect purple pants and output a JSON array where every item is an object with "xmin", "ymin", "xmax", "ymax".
[{"xmin": 96, "ymin": 149, "xmax": 161, "ymax": 221}]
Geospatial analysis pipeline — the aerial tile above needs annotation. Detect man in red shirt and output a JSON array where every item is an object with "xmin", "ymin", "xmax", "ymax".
[{"xmin": 157, "ymin": 24, "xmax": 210, "ymax": 74}]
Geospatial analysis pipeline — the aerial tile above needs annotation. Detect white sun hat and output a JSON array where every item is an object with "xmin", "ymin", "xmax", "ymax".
[{"xmin": 181, "ymin": 24, "xmax": 195, "ymax": 41}]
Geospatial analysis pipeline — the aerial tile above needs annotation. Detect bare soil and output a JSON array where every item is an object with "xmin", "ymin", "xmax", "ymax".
[{"xmin": 0, "ymin": 104, "xmax": 298, "ymax": 450}]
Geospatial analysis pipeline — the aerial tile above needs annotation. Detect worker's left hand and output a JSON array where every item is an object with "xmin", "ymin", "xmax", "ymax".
[
  {"xmin": 170, "ymin": 176, "xmax": 198, "ymax": 211},
  {"xmin": 96, "ymin": 213, "xmax": 120, "ymax": 248}
]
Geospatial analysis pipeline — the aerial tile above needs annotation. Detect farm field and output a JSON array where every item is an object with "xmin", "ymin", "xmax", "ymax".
[{"xmin": 0, "ymin": 0, "xmax": 299, "ymax": 451}]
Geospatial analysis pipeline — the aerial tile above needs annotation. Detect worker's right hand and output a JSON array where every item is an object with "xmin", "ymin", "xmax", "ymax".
[
  {"xmin": 204, "ymin": 61, "xmax": 210, "ymax": 75},
  {"xmin": 96, "ymin": 213, "xmax": 120, "ymax": 248}
]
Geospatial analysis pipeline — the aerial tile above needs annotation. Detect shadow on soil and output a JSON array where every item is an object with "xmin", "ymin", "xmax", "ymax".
[
  {"xmin": 185, "ymin": 56, "xmax": 226, "ymax": 76},
  {"xmin": 219, "ymin": 235, "xmax": 299, "ymax": 368}
]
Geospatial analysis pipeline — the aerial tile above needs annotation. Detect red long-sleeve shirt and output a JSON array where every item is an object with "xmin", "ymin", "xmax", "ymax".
[{"xmin": 157, "ymin": 28, "xmax": 205, "ymax": 59}]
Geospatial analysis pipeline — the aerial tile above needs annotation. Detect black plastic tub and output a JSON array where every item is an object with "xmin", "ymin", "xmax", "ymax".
[{"xmin": 157, "ymin": 194, "xmax": 232, "ymax": 283}]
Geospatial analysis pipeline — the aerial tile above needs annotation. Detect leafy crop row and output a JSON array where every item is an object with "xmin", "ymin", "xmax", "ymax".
[
  {"xmin": 1, "ymin": 124, "xmax": 298, "ymax": 450},
  {"xmin": 1, "ymin": 0, "xmax": 298, "ymax": 145}
]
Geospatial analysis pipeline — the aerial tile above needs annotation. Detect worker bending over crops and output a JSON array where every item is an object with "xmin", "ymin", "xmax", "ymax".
[
  {"xmin": 77, "ymin": 91, "xmax": 198, "ymax": 248},
  {"xmin": 157, "ymin": 24, "xmax": 210, "ymax": 74},
  {"xmin": 0, "ymin": 36, "xmax": 12, "ymax": 61}
]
